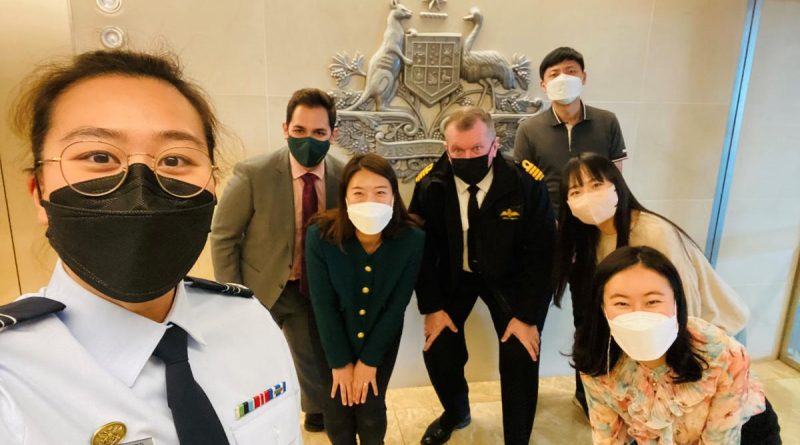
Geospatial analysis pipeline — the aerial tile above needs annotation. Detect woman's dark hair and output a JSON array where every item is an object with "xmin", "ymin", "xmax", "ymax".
[
  {"xmin": 311, "ymin": 153, "xmax": 417, "ymax": 247},
  {"xmin": 13, "ymin": 50, "xmax": 220, "ymax": 169},
  {"xmin": 572, "ymin": 245, "xmax": 706, "ymax": 382},
  {"xmin": 552, "ymin": 153, "xmax": 696, "ymax": 309}
]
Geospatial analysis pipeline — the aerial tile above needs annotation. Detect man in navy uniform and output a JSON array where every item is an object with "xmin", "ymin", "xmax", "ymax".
[{"xmin": 410, "ymin": 106, "xmax": 555, "ymax": 445}]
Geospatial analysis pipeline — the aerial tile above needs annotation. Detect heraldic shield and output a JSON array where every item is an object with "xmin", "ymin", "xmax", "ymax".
[{"xmin": 404, "ymin": 32, "xmax": 462, "ymax": 107}]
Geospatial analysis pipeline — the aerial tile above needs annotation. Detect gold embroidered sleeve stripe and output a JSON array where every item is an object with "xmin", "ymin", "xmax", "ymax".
[
  {"xmin": 415, "ymin": 163, "xmax": 434, "ymax": 183},
  {"xmin": 521, "ymin": 160, "xmax": 545, "ymax": 181}
]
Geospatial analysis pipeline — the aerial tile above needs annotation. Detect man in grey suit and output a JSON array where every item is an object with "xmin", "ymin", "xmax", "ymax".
[{"xmin": 211, "ymin": 88, "xmax": 344, "ymax": 432}]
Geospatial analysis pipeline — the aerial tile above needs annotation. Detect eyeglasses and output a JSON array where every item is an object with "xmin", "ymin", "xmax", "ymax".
[{"xmin": 36, "ymin": 141, "xmax": 218, "ymax": 198}]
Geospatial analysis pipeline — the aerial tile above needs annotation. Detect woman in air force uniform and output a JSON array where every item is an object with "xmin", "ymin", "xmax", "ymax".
[{"xmin": 0, "ymin": 50, "xmax": 301, "ymax": 445}]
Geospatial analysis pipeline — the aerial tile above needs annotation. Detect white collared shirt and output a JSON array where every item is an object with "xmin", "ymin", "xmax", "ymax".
[
  {"xmin": 0, "ymin": 262, "xmax": 302, "ymax": 445},
  {"xmin": 289, "ymin": 154, "xmax": 326, "ymax": 280},
  {"xmin": 453, "ymin": 169, "xmax": 494, "ymax": 272}
]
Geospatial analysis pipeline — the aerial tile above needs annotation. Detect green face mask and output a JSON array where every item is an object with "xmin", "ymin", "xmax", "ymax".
[{"xmin": 287, "ymin": 136, "xmax": 331, "ymax": 167}]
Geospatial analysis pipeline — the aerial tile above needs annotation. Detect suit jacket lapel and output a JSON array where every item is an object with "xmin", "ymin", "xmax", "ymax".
[
  {"xmin": 444, "ymin": 177, "xmax": 463, "ymax": 278},
  {"xmin": 430, "ymin": 156, "xmax": 464, "ymax": 279},
  {"xmin": 276, "ymin": 149, "xmax": 295, "ymax": 248},
  {"xmin": 324, "ymin": 156, "xmax": 340, "ymax": 209},
  {"xmin": 481, "ymin": 159, "xmax": 515, "ymax": 214}
]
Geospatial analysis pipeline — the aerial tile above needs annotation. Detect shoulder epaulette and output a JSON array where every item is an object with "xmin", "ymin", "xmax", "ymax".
[
  {"xmin": 185, "ymin": 276, "xmax": 254, "ymax": 298},
  {"xmin": 415, "ymin": 162, "xmax": 434, "ymax": 183},
  {"xmin": 519, "ymin": 159, "xmax": 545, "ymax": 181},
  {"xmin": 0, "ymin": 297, "xmax": 65, "ymax": 331}
]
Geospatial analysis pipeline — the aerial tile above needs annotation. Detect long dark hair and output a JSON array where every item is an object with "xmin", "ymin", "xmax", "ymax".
[
  {"xmin": 311, "ymin": 153, "xmax": 417, "ymax": 248},
  {"xmin": 572, "ymin": 246, "xmax": 706, "ymax": 382},
  {"xmin": 552, "ymin": 153, "xmax": 697, "ymax": 308}
]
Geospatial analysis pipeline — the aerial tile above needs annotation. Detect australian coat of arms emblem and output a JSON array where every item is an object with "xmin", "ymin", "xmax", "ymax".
[{"xmin": 328, "ymin": 0, "xmax": 544, "ymax": 181}]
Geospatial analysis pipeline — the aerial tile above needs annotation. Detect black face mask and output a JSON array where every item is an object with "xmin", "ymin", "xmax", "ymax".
[
  {"xmin": 42, "ymin": 164, "xmax": 216, "ymax": 303},
  {"xmin": 450, "ymin": 154, "xmax": 492, "ymax": 185}
]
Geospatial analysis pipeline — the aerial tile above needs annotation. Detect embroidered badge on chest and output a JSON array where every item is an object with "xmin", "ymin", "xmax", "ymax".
[
  {"xmin": 91, "ymin": 422, "xmax": 127, "ymax": 445},
  {"xmin": 499, "ymin": 208, "xmax": 521, "ymax": 220},
  {"xmin": 235, "ymin": 381, "xmax": 288, "ymax": 419}
]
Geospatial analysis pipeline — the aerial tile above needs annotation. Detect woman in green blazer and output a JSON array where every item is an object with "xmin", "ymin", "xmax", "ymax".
[{"xmin": 306, "ymin": 153, "xmax": 424, "ymax": 445}]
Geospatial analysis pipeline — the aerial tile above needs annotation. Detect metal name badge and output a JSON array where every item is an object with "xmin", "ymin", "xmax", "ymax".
[{"xmin": 120, "ymin": 439, "xmax": 156, "ymax": 445}]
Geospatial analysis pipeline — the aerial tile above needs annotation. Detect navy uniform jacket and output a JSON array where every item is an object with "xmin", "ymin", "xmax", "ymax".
[{"xmin": 409, "ymin": 153, "xmax": 555, "ymax": 329}]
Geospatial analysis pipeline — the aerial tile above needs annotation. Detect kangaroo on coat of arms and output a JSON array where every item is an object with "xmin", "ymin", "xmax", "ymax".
[
  {"xmin": 329, "ymin": 0, "xmax": 544, "ymax": 181},
  {"xmin": 347, "ymin": 0, "xmax": 415, "ymax": 111}
]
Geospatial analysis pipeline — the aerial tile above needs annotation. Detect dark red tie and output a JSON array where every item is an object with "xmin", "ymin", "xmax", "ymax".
[{"xmin": 300, "ymin": 173, "xmax": 318, "ymax": 296}]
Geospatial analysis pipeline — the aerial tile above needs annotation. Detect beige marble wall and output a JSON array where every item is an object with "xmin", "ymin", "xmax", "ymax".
[
  {"xmin": 0, "ymin": 0, "xmax": 760, "ymax": 384},
  {"xmin": 715, "ymin": 0, "xmax": 800, "ymax": 360},
  {"xmin": 0, "ymin": 169, "xmax": 19, "ymax": 304},
  {"xmin": 0, "ymin": 0, "xmax": 73, "ymax": 304}
]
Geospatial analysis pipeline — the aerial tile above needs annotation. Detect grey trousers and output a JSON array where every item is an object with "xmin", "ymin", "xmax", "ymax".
[{"xmin": 269, "ymin": 280, "xmax": 327, "ymax": 415}]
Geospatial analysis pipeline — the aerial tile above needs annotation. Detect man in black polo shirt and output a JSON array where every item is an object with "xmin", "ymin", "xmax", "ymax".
[
  {"xmin": 514, "ymin": 47, "xmax": 627, "ymax": 216},
  {"xmin": 514, "ymin": 47, "xmax": 627, "ymax": 417}
]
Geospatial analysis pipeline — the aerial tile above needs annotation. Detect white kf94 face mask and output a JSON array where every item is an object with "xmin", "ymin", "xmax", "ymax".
[
  {"xmin": 546, "ymin": 73, "xmax": 583, "ymax": 105},
  {"xmin": 607, "ymin": 311, "xmax": 679, "ymax": 362},
  {"xmin": 347, "ymin": 201, "xmax": 394, "ymax": 235},
  {"xmin": 567, "ymin": 187, "xmax": 618, "ymax": 226}
]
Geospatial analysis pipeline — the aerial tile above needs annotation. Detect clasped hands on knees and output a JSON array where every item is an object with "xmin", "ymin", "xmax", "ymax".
[
  {"xmin": 331, "ymin": 360, "xmax": 378, "ymax": 406},
  {"xmin": 329, "ymin": 311, "xmax": 541, "ymax": 406},
  {"xmin": 423, "ymin": 310, "xmax": 540, "ymax": 361}
]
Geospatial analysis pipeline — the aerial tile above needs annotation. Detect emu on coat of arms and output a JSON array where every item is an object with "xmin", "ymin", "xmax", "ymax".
[{"xmin": 328, "ymin": 0, "xmax": 544, "ymax": 181}]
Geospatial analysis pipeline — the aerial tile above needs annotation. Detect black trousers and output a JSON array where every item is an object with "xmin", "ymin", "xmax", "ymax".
[
  {"xmin": 569, "ymin": 281, "xmax": 591, "ymax": 417},
  {"xmin": 423, "ymin": 272, "xmax": 540, "ymax": 445},
  {"xmin": 741, "ymin": 399, "xmax": 781, "ymax": 444},
  {"xmin": 310, "ymin": 311, "xmax": 402, "ymax": 445}
]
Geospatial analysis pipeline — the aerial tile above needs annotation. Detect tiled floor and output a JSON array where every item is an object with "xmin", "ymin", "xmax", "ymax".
[{"xmin": 302, "ymin": 360, "xmax": 799, "ymax": 444}]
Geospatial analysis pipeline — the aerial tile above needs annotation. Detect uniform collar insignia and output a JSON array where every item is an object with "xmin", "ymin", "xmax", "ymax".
[{"xmin": 185, "ymin": 276, "xmax": 253, "ymax": 298}]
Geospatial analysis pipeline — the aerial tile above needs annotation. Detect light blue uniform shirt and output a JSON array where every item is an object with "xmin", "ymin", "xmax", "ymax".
[{"xmin": 0, "ymin": 262, "xmax": 302, "ymax": 445}]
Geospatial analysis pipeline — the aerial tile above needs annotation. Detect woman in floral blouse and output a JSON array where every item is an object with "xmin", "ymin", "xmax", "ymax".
[{"xmin": 573, "ymin": 246, "xmax": 780, "ymax": 444}]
